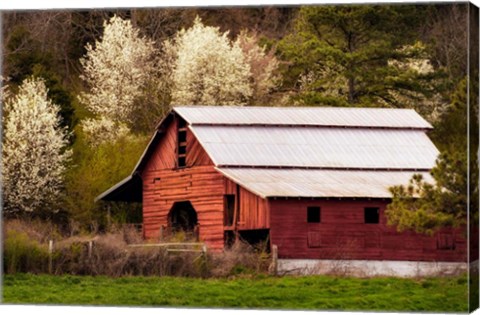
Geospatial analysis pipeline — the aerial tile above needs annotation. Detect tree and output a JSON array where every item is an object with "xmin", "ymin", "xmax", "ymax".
[
  {"xmin": 64, "ymin": 128, "xmax": 147, "ymax": 226},
  {"xmin": 79, "ymin": 15, "xmax": 164, "ymax": 134},
  {"xmin": 235, "ymin": 31, "xmax": 280, "ymax": 105},
  {"xmin": 277, "ymin": 5, "xmax": 445, "ymax": 118},
  {"xmin": 3, "ymin": 17, "xmax": 76, "ymax": 133},
  {"xmin": 168, "ymin": 17, "xmax": 252, "ymax": 105},
  {"xmin": 2, "ymin": 77, "xmax": 71, "ymax": 217},
  {"xmin": 385, "ymin": 78, "xmax": 477, "ymax": 234}
]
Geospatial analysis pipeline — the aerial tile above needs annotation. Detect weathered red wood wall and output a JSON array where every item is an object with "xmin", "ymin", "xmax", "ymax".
[
  {"xmin": 141, "ymin": 117, "xmax": 225, "ymax": 250},
  {"xmin": 224, "ymin": 178, "xmax": 269, "ymax": 230},
  {"xmin": 269, "ymin": 199, "xmax": 467, "ymax": 262}
]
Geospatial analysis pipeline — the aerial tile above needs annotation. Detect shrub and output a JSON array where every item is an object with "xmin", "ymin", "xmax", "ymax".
[
  {"xmin": 4, "ymin": 230, "xmax": 49, "ymax": 274},
  {"xmin": 210, "ymin": 240, "xmax": 270, "ymax": 278},
  {"xmin": 3, "ymin": 219, "xmax": 271, "ymax": 278}
]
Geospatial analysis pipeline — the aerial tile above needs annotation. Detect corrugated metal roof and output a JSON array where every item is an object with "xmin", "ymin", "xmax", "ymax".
[
  {"xmin": 175, "ymin": 106, "xmax": 432, "ymax": 129},
  {"xmin": 217, "ymin": 168, "xmax": 433, "ymax": 198},
  {"xmin": 190, "ymin": 126, "xmax": 439, "ymax": 169}
]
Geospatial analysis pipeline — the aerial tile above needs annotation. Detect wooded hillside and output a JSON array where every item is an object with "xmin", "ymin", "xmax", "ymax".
[{"xmin": 1, "ymin": 4, "xmax": 478, "ymax": 233}]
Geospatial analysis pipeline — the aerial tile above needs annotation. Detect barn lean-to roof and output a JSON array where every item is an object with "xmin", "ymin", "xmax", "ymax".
[
  {"xmin": 216, "ymin": 168, "xmax": 433, "ymax": 199},
  {"xmin": 97, "ymin": 106, "xmax": 438, "ymax": 201}
]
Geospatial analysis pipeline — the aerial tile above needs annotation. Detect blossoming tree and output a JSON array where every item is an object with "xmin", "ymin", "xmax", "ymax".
[
  {"xmin": 168, "ymin": 17, "xmax": 252, "ymax": 105},
  {"xmin": 2, "ymin": 77, "xmax": 71, "ymax": 215}
]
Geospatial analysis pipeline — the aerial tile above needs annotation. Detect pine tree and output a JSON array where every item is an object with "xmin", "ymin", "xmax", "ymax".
[
  {"xmin": 385, "ymin": 78, "xmax": 477, "ymax": 234},
  {"xmin": 278, "ymin": 5, "xmax": 445, "ymax": 119}
]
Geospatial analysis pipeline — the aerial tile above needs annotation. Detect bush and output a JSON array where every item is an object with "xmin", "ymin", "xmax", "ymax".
[
  {"xmin": 4, "ymin": 230, "xmax": 49, "ymax": 274},
  {"xmin": 3, "ymin": 219, "xmax": 271, "ymax": 278},
  {"xmin": 210, "ymin": 240, "xmax": 270, "ymax": 278}
]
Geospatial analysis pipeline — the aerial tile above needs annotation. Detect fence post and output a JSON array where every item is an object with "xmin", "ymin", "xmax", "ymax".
[
  {"xmin": 88, "ymin": 241, "xmax": 93, "ymax": 260},
  {"xmin": 159, "ymin": 225, "xmax": 164, "ymax": 242},
  {"xmin": 48, "ymin": 240, "xmax": 54, "ymax": 274},
  {"xmin": 269, "ymin": 244, "xmax": 278, "ymax": 276},
  {"xmin": 194, "ymin": 224, "xmax": 199, "ymax": 242},
  {"xmin": 202, "ymin": 244, "xmax": 208, "ymax": 264}
]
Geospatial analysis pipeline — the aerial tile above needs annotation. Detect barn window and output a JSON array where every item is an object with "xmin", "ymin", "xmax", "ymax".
[
  {"xmin": 437, "ymin": 233, "xmax": 456, "ymax": 250},
  {"xmin": 177, "ymin": 118, "xmax": 187, "ymax": 168},
  {"xmin": 224, "ymin": 195, "xmax": 235, "ymax": 226},
  {"xmin": 178, "ymin": 130, "xmax": 187, "ymax": 143},
  {"xmin": 178, "ymin": 145, "xmax": 186, "ymax": 155},
  {"xmin": 364, "ymin": 207, "xmax": 379, "ymax": 224},
  {"xmin": 307, "ymin": 207, "xmax": 321, "ymax": 223}
]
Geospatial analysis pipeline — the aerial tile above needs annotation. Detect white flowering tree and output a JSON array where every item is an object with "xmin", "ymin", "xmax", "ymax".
[
  {"xmin": 235, "ymin": 31, "xmax": 280, "ymax": 104},
  {"xmin": 2, "ymin": 77, "xmax": 71, "ymax": 216},
  {"xmin": 169, "ymin": 17, "xmax": 252, "ymax": 105},
  {"xmin": 79, "ymin": 15, "xmax": 160, "ymax": 140}
]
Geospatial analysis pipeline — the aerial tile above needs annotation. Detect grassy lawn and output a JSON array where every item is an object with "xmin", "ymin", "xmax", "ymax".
[{"xmin": 2, "ymin": 273, "xmax": 468, "ymax": 312}]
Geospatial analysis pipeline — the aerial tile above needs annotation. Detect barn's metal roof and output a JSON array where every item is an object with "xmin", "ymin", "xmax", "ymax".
[
  {"xmin": 217, "ymin": 168, "xmax": 434, "ymax": 198},
  {"xmin": 175, "ymin": 106, "xmax": 432, "ymax": 129},
  {"xmin": 190, "ymin": 126, "xmax": 439, "ymax": 170},
  {"xmin": 98, "ymin": 106, "xmax": 439, "ymax": 201}
]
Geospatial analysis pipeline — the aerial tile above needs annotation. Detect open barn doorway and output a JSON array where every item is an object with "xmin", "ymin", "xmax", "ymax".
[{"xmin": 168, "ymin": 201, "xmax": 198, "ymax": 234}]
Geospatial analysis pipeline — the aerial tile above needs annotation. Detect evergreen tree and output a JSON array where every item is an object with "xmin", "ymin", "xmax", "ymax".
[
  {"xmin": 385, "ymin": 78, "xmax": 477, "ymax": 234},
  {"xmin": 4, "ymin": 25, "xmax": 76, "ymax": 133},
  {"xmin": 278, "ymin": 5, "xmax": 445, "ymax": 118}
]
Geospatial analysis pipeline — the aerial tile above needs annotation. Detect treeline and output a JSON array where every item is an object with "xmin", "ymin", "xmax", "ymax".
[{"xmin": 1, "ymin": 4, "xmax": 477, "ymax": 233}]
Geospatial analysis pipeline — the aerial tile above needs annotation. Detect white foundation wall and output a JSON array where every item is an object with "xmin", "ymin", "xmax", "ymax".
[{"xmin": 277, "ymin": 259, "xmax": 468, "ymax": 277}]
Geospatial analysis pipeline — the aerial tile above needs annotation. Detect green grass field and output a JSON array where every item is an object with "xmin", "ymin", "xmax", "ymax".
[{"xmin": 2, "ymin": 273, "xmax": 469, "ymax": 312}]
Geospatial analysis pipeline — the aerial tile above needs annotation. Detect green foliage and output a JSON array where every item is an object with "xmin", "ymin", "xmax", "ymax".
[
  {"xmin": 3, "ymin": 273, "xmax": 468, "ymax": 312},
  {"xmin": 386, "ymin": 78, "xmax": 477, "ymax": 234},
  {"xmin": 277, "ymin": 5, "xmax": 445, "ymax": 115},
  {"xmin": 64, "ymin": 127, "xmax": 148, "ymax": 227},
  {"xmin": 4, "ymin": 230, "xmax": 49, "ymax": 274},
  {"xmin": 386, "ymin": 172, "xmax": 462, "ymax": 235},
  {"xmin": 31, "ymin": 64, "xmax": 76, "ymax": 133},
  {"xmin": 5, "ymin": 25, "xmax": 76, "ymax": 133}
]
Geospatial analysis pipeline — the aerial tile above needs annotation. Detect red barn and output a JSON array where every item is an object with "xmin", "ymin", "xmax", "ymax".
[{"xmin": 98, "ymin": 106, "xmax": 467, "ymax": 276}]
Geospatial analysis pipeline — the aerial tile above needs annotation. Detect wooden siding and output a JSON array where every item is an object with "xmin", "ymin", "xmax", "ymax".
[
  {"xmin": 224, "ymin": 178, "xmax": 269, "ymax": 230},
  {"xmin": 186, "ymin": 125, "xmax": 212, "ymax": 166},
  {"xmin": 143, "ymin": 121, "xmax": 177, "ymax": 171},
  {"xmin": 269, "ymin": 199, "xmax": 467, "ymax": 262},
  {"xmin": 143, "ymin": 119, "xmax": 213, "ymax": 172},
  {"xmin": 141, "ymin": 117, "xmax": 223, "ymax": 250}
]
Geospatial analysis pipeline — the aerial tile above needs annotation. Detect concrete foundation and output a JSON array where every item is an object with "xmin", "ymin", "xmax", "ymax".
[{"xmin": 278, "ymin": 259, "xmax": 468, "ymax": 277}]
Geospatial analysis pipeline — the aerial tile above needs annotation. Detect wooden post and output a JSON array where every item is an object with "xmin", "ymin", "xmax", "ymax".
[
  {"xmin": 159, "ymin": 225, "xmax": 164, "ymax": 242},
  {"xmin": 202, "ymin": 244, "xmax": 208, "ymax": 266},
  {"xmin": 106, "ymin": 206, "xmax": 111, "ymax": 230},
  {"xmin": 269, "ymin": 245, "xmax": 278, "ymax": 276},
  {"xmin": 194, "ymin": 224, "xmax": 199, "ymax": 242},
  {"xmin": 233, "ymin": 184, "xmax": 241, "ymax": 242},
  {"xmin": 88, "ymin": 241, "xmax": 93, "ymax": 260},
  {"xmin": 48, "ymin": 240, "xmax": 54, "ymax": 274}
]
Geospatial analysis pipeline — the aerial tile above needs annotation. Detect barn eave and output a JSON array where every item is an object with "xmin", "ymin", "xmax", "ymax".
[{"xmin": 95, "ymin": 174, "xmax": 142, "ymax": 203}]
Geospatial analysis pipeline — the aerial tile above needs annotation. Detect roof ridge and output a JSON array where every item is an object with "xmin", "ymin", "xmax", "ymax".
[
  {"xmin": 188, "ymin": 122, "xmax": 431, "ymax": 130},
  {"xmin": 173, "ymin": 105, "xmax": 417, "ymax": 111},
  {"xmin": 216, "ymin": 165, "xmax": 431, "ymax": 172}
]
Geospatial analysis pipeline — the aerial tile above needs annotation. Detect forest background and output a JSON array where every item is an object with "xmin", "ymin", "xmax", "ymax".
[{"xmin": 1, "ymin": 3, "xmax": 478, "ymax": 235}]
